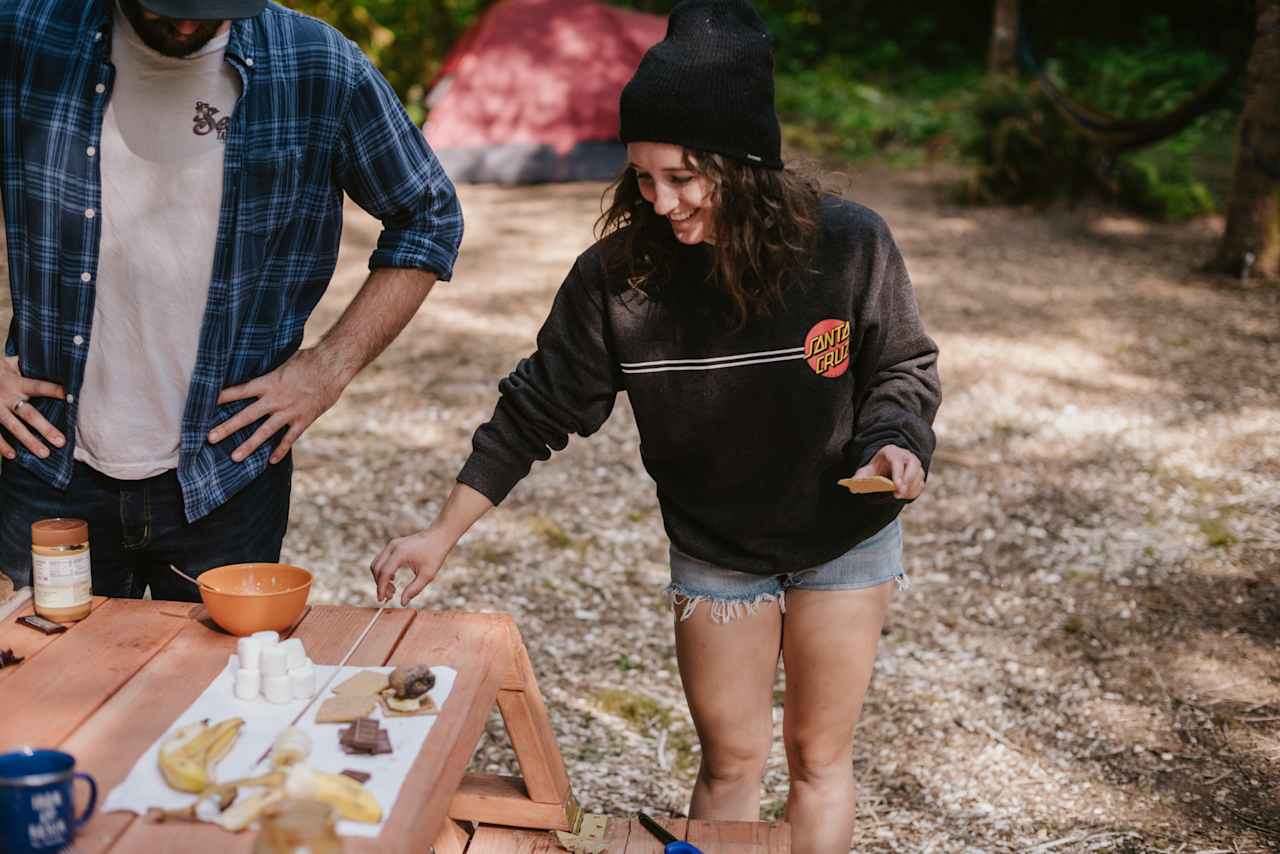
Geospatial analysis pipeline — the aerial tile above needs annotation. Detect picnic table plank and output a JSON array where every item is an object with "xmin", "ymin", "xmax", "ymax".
[
  {"xmin": 0, "ymin": 599, "xmax": 190, "ymax": 751},
  {"xmin": 766, "ymin": 821, "xmax": 790, "ymax": 854},
  {"xmin": 0, "ymin": 595, "xmax": 109, "ymax": 687},
  {"xmin": 495, "ymin": 627, "xmax": 572, "ymax": 805},
  {"xmin": 0, "ymin": 586, "xmax": 33, "ymax": 623},
  {"xmin": 451, "ymin": 773, "xmax": 576, "ymax": 829},
  {"xmin": 434, "ymin": 818, "xmax": 472, "ymax": 854},
  {"xmin": 345, "ymin": 611, "xmax": 510, "ymax": 854},
  {"xmin": 624, "ymin": 818, "xmax": 688, "ymax": 854},
  {"xmin": 602, "ymin": 815, "xmax": 633, "ymax": 852},
  {"xmin": 286, "ymin": 603, "xmax": 415, "ymax": 666},
  {"xmin": 109, "ymin": 822, "xmax": 249, "ymax": 854},
  {"xmin": 686, "ymin": 820, "xmax": 789, "ymax": 854},
  {"xmin": 467, "ymin": 825, "xmax": 563, "ymax": 854}
]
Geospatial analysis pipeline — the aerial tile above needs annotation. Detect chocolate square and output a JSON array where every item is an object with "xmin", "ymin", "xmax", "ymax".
[{"xmin": 337, "ymin": 717, "xmax": 392, "ymax": 755}]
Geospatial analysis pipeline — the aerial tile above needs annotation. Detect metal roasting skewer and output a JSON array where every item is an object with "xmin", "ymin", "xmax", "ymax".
[{"xmin": 252, "ymin": 603, "xmax": 389, "ymax": 765}]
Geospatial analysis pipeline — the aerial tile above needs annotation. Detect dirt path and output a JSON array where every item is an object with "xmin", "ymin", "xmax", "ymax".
[{"xmin": 3, "ymin": 167, "xmax": 1277, "ymax": 850}]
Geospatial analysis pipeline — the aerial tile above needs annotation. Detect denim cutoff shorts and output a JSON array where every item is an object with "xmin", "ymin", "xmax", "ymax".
[{"xmin": 666, "ymin": 519, "xmax": 907, "ymax": 623}]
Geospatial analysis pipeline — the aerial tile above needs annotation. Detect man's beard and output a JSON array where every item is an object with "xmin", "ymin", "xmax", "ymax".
[{"xmin": 118, "ymin": 0, "xmax": 225, "ymax": 57}]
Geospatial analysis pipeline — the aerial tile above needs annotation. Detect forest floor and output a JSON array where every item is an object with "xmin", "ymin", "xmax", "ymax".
[{"xmin": 4, "ymin": 162, "xmax": 1278, "ymax": 851}]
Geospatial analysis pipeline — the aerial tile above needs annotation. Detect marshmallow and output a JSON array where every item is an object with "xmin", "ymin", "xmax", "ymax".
[
  {"xmin": 289, "ymin": 664, "xmax": 316, "ymax": 700},
  {"xmin": 236, "ymin": 637, "xmax": 263, "ymax": 671},
  {"xmin": 235, "ymin": 668, "xmax": 261, "ymax": 701},
  {"xmin": 280, "ymin": 637, "xmax": 307, "ymax": 671},
  {"xmin": 261, "ymin": 645, "xmax": 288, "ymax": 677},
  {"xmin": 252, "ymin": 630, "xmax": 280, "ymax": 646},
  {"xmin": 263, "ymin": 674, "xmax": 292, "ymax": 704}
]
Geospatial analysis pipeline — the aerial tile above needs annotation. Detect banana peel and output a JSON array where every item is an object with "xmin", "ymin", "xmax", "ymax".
[
  {"xmin": 152, "ymin": 716, "xmax": 381, "ymax": 832},
  {"xmin": 157, "ymin": 717, "xmax": 245, "ymax": 794},
  {"xmin": 217, "ymin": 788, "xmax": 285, "ymax": 832},
  {"xmin": 154, "ymin": 764, "xmax": 381, "ymax": 833},
  {"xmin": 283, "ymin": 765, "xmax": 382, "ymax": 824}
]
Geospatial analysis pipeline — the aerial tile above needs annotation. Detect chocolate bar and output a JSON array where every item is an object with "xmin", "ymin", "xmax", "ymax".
[
  {"xmin": 338, "ymin": 717, "xmax": 392, "ymax": 755},
  {"xmin": 339, "ymin": 769, "xmax": 372, "ymax": 784},
  {"xmin": 340, "ymin": 731, "xmax": 392, "ymax": 756},
  {"xmin": 17, "ymin": 614, "xmax": 67, "ymax": 635}
]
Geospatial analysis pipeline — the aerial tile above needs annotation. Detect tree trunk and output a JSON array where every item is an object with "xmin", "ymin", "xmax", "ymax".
[
  {"xmin": 1210, "ymin": 0, "xmax": 1280, "ymax": 281},
  {"xmin": 988, "ymin": 0, "xmax": 1021, "ymax": 77}
]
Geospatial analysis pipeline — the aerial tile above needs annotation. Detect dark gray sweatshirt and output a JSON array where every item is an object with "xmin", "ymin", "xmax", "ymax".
[{"xmin": 458, "ymin": 196, "xmax": 941, "ymax": 576}]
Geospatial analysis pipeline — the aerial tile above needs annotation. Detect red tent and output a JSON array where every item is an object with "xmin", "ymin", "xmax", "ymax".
[{"xmin": 425, "ymin": 0, "xmax": 666, "ymax": 184}]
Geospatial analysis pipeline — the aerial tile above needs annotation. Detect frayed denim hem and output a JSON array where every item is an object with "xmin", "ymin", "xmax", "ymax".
[
  {"xmin": 785, "ymin": 569, "xmax": 912, "ymax": 594},
  {"xmin": 664, "ymin": 583, "xmax": 786, "ymax": 624}
]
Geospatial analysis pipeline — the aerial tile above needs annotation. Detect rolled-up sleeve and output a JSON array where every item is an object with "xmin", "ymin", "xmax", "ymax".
[{"xmin": 335, "ymin": 51, "xmax": 463, "ymax": 280}]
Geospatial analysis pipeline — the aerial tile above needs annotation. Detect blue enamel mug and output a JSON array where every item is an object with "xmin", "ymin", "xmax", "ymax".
[{"xmin": 0, "ymin": 748, "xmax": 97, "ymax": 854}]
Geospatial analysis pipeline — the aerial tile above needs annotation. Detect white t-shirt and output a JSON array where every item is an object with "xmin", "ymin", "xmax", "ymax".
[{"xmin": 74, "ymin": 6, "xmax": 243, "ymax": 479}]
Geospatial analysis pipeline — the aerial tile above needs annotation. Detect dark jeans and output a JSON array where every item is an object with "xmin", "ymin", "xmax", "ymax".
[{"xmin": 0, "ymin": 456, "xmax": 291, "ymax": 602}]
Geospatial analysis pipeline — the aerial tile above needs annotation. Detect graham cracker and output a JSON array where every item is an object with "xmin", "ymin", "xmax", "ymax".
[
  {"xmin": 836, "ymin": 475, "xmax": 896, "ymax": 494},
  {"xmin": 331, "ymin": 670, "xmax": 390, "ymax": 697},
  {"xmin": 314, "ymin": 694, "xmax": 377, "ymax": 724}
]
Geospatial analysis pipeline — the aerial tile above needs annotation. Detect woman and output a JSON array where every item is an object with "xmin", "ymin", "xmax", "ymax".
[{"xmin": 371, "ymin": 2, "xmax": 940, "ymax": 851}]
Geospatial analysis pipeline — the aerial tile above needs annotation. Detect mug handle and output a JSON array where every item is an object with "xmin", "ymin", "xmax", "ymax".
[{"xmin": 73, "ymin": 772, "xmax": 98, "ymax": 827}]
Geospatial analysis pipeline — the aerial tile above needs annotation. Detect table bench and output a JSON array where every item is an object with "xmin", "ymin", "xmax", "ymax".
[{"xmin": 452, "ymin": 818, "xmax": 790, "ymax": 854}]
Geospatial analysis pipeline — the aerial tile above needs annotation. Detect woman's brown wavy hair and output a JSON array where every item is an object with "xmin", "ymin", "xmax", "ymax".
[{"xmin": 595, "ymin": 150, "xmax": 822, "ymax": 328}]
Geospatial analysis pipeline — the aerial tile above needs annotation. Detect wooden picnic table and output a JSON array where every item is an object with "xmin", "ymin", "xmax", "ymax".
[{"xmin": 0, "ymin": 596, "xmax": 573, "ymax": 854}]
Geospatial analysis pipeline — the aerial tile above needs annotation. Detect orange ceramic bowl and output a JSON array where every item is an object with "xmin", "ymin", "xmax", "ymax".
[{"xmin": 198, "ymin": 563, "xmax": 312, "ymax": 636}]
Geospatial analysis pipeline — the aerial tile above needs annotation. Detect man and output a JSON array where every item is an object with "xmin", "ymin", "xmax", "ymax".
[{"xmin": 0, "ymin": 0, "xmax": 463, "ymax": 601}]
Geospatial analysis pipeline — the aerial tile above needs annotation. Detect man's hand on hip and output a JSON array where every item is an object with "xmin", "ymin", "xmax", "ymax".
[
  {"xmin": 208, "ymin": 348, "xmax": 345, "ymax": 465},
  {"xmin": 208, "ymin": 266, "xmax": 438, "ymax": 465},
  {"xmin": 0, "ymin": 356, "xmax": 66, "ymax": 461}
]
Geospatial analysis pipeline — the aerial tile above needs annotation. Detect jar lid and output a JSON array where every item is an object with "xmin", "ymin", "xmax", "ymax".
[{"xmin": 31, "ymin": 518, "xmax": 89, "ymax": 548}]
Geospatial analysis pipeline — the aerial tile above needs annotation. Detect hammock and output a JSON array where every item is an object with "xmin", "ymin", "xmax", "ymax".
[{"xmin": 1016, "ymin": 25, "xmax": 1245, "ymax": 153}]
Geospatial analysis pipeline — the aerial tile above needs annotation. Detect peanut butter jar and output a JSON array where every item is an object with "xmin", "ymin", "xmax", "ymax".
[{"xmin": 31, "ymin": 518, "xmax": 92, "ymax": 623}]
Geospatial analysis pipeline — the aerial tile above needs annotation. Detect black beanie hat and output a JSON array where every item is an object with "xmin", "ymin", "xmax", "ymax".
[{"xmin": 620, "ymin": 0, "xmax": 783, "ymax": 169}]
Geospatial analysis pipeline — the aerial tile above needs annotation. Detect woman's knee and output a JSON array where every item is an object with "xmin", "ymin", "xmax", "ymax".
[
  {"xmin": 784, "ymin": 732, "xmax": 853, "ymax": 783},
  {"xmin": 699, "ymin": 735, "xmax": 771, "ymax": 785}
]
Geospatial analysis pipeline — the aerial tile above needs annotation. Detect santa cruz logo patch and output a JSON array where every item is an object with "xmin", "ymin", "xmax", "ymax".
[{"xmin": 804, "ymin": 319, "xmax": 851, "ymax": 378}]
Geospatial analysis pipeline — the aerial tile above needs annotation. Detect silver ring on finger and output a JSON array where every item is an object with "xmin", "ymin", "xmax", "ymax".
[{"xmin": 10, "ymin": 398, "xmax": 27, "ymax": 414}]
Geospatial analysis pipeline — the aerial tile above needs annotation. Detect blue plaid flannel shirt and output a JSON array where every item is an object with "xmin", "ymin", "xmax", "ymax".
[{"xmin": 1, "ymin": 0, "xmax": 463, "ymax": 521}]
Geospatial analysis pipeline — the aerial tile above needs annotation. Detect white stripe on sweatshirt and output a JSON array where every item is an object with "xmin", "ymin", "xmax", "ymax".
[{"xmin": 620, "ymin": 346, "xmax": 805, "ymax": 374}]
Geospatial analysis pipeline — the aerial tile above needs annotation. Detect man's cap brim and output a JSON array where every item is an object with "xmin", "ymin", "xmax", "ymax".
[{"xmin": 138, "ymin": 0, "xmax": 266, "ymax": 20}]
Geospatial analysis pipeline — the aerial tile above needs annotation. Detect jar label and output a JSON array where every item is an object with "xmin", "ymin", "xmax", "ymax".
[{"xmin": 33, "ymin": 550, "xmax": 92, "ymax": 609}]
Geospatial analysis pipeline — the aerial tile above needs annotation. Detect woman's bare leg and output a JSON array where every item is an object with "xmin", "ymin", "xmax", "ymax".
[
  {"xmin": 781, "ymin": 582, "xmax": 892, "ymax": 854},
  {"xmin": 674, "ymin": 600, "xmax": 782, "ymax": 820}
]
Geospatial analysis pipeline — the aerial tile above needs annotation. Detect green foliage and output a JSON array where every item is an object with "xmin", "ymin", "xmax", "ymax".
[
  {"xmin": 965, "ymin": 77, "xmax": 1092, "ymax": 204},
  {"xmin": 1114, "ymin": 158, "xmax": 1216, "ymax": 223},
  {"xmin": 776, "ymin": 60, "xmax": 982, "ymax": 163},
  {"xmin": 964, "ymin": 15, "xmax": 1239, "ymax": 221},
  {"xmin": 283, "ymin": 0, "xmax": 490, "ymax": 103},
  {"xmin": 1198, "ymin": 516, "xmax": 1238, "ymax": 548}
]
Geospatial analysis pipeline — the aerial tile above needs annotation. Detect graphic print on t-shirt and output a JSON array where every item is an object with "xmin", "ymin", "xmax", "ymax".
[
  {"xmin": 192, "ymin": 101, "xmax": 230, "ymax": 140},
  {"xmin": 617, "ymin": 317, "xmax": 852, "ymax": 378},
  {"xmin": 804, "ymin": 318, "xmax": 851, "ymax": 378}
]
